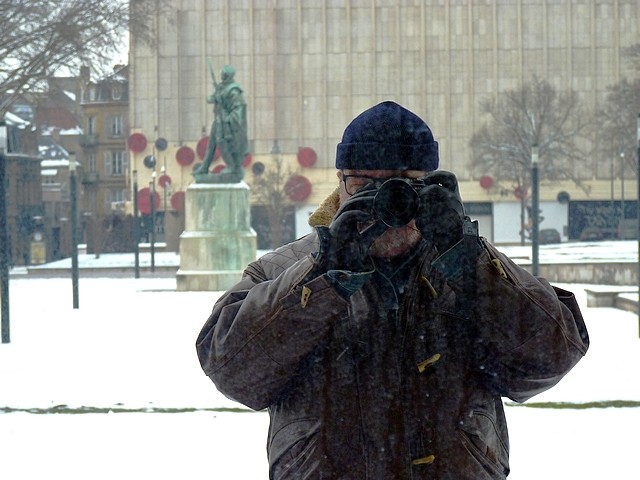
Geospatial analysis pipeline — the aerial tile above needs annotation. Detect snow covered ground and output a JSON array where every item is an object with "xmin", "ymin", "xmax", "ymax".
[{"xmin": 1, "ymin": 243, "xmax": 639, "ymax": 479}]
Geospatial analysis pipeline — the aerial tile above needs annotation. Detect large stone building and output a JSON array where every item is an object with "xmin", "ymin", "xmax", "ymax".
[{"xmin": 129, "ymin": 0, "xmax": 639, "ymax": 244}]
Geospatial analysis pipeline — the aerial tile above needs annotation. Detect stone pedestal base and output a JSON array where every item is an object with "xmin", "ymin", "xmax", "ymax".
[{"xmin": 176, "ymin": 182, "xmax": 256, "ymax": 291}]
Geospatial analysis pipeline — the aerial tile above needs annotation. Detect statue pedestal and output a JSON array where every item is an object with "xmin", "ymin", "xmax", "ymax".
[{"xmin": 176, "ymin": 182, "xmax": 256, "ymax": 291}]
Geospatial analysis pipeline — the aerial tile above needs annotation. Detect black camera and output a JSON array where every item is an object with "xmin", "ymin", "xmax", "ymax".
[{"xmin": 372, "ymin": 178, "xmax": 425, "ymax": 228}]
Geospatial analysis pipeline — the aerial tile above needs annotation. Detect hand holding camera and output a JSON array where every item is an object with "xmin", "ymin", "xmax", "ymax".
[
  {"xmin": 318, "ymin": 185, "xmax": 383, "ymax": 272},
  {"xmin": 414, "ymin": 171, "xmax": 466, "ymax": 252},
  {"xmin": 370, "ymin": 170, "xmax": 466, "ymax": 253}
]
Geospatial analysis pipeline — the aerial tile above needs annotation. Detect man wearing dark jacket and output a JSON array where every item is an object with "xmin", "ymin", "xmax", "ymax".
[{"xmin": 196, "ymin": 101, "xmax": 589, "ymax": 479}]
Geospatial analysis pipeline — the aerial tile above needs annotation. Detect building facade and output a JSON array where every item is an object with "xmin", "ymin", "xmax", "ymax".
[
  {"xmin": 80, "ymin": 65, "xmax": 135, "ymax": 253},
  {"xmin": 129, "ymin": 0, "xmax": 640, "ymax": 244}
]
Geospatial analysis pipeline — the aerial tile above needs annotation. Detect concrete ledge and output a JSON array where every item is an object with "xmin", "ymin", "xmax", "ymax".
[
  {"xmin": 535, "ymin": 263, "xmax": 637, "ymax": 285},
  {"xmin": 585, "ymin": 287, "xmax": 637, "ymax": 308},
  {"xmin": 24, "ymin": 265, "xmax": 178, "ymax": 278},
  {"xmin": 615, "ymin": 294, "xmax": 639, "ymax": 314},
  {"xmin": 176, "ymin": 269, "xmax": 243, "ymax": 291}
]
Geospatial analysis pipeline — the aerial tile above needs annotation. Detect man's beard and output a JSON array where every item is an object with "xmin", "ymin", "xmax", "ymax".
[{"xmin": 369, "ymin": 222, "xmax": 422, "ymax": 258}]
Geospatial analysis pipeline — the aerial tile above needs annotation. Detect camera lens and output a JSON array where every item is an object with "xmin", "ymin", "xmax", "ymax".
[{"xmin": 372, "ymin": 178, "xmax": 420, "ymax": 227}]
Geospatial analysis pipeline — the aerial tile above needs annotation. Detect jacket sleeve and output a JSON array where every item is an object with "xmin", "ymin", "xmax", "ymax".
[
  {"xmin": 434, "ymin": 240, "xmax": 589, "ymax": 403},
  {"xmin": 195, "ymin": 252, "xmax": 349, "ymax": 411}
]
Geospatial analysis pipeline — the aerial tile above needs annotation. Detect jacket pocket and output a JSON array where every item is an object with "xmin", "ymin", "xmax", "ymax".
[
  {"xmin": 458, "ymin": 409, "xmax": 509, "ymax": 478},
  {"xmin": 269, "ymin": 418, "xmax": 319, "ymax": 479}
]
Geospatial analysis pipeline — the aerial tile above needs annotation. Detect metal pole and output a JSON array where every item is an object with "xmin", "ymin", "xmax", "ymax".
[
  {"xmin": 69, "ymin": 154, "xmax": 79, "ymax": 309},
  {"xmin": 0, "ymin": 122, "xmax": 10, "ymax": 343},
  {"xmin": 621, "ymin": 152, "xmax": 625, "ymax": 225},
  {"xmin": 133, "ymin": 170, "xmax": 140, "ymax": 278},
  {"xmin": 150, "ymin": 171, "xmax": 156, "ymax": 273},
  {"xmin": 610, "ymin": 153, "xmax": 615, "ymax": 229},
  {"xmin": 531, "ymin": 145, "xmax": 540, "ymax": 276},
  {"xmin": 636, "ymin": 114, "xmax": 640, "ymax": 338}
]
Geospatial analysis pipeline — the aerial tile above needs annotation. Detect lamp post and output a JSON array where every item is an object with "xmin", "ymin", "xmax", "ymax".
[
  {"xmin": 160, "ymin": 165, "xmax": 168, "ymax": 244},
  {"xmin": 150, "ymin": 171, "xmax": 156, "ymax": 273},
  {"xmin": 636, "ymin": 114, "xmax": 640, "ymax": 338},
  {"xmin": 133, "ymin": 170, "xmax": 140, "ymax": 278},
  {"xmin": 0, "ymin": 121, "xmax": 10, "ymax": 343},
  {"xmin": 69, "ymin": 153, "xmax": 79, "ymax": 309},
  {"xmin": 610, "ymin": 152, "xmax": 615, "ymax": 229},
  {"xmin": 531, "ymin": 145, "xmax": 540, "ymax": 276},
  {"xmin": 620, "ymin": 152, "xmax": 625, "ymax": 226}
]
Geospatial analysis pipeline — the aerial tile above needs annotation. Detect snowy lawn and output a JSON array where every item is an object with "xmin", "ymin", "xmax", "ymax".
[{"xmin": 0, "ymin": 276, "xmax": 638, "ymax": 479}]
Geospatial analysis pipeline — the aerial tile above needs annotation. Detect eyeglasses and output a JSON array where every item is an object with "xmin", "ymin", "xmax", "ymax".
[{"xmin": 341, "ymin": 173, "xmax": 427, "ymax": 195}]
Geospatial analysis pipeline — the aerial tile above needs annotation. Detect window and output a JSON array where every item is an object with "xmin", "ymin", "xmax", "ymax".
[
  {"xmin": 110, "ymin": 115, "xmax": 124, "ymax": 137},
  {"xmin": 87, "ymin": 116, "xmax": 96, "ymax": 135},
  {"xmin": 106, "ymin": 151, "xmax": 127, "ymax": 176},
  {"xmin": 87, "ymin": 153, "xmax": 97, "ymax": 173},
  {"xmin": 112, "ymin": 85, "xmax": 122, "ymax": 100}
]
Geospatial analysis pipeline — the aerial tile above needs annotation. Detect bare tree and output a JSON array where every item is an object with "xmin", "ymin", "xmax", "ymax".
[
  {"xmin": 0, "ymin": 0, "xmax": 165, "ymax": 113},
  {"xmin": 599, "ymin": 44, "xmax": 640, "ymax": 175},
  {"xmin": 622, "ymin": 43, "xmax": 640, "ymax": 73},
  {"xmin": 470, "ymin": 76, "xmax": 593, "ymax": 244},
  {"xmin": 250, "ymin": 156, "xmax": 297, "ymax": 249}
]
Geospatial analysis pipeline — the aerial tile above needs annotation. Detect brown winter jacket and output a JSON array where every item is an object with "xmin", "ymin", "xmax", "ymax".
[{"xmin": 196, "ymin": 189, "xmax": 589, "ymax": 479}]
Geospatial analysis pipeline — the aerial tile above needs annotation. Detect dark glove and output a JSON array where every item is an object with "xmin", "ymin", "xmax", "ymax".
[
  {"xmin": 415, "ymin": 171, "xmax": 466, "ymax": 253},
  {"xmin": 317, "ymin": 185, "xmax": 387, "ymax": 273}
]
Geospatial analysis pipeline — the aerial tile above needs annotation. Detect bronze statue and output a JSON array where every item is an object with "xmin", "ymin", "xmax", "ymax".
[{"xmin": 193, "ymin": 64, "xmax": 249, "ymax": 183}]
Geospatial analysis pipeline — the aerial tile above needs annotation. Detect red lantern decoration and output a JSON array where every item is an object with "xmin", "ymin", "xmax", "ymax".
[
  {"xmin": 170, "ymin": 191, "xmax": 185, "ymax": 212},
  {"xmin": 138, "ymin": 187, "xmax": 160, "ymax": 215},
  {"xmin": 212, "ymin": 164, "xmax": 226, "ymax": 174},
  {"xmin": 514, "ymin": 186, "xmax": 527, "ymax": 199},
  {"xmin": 127, "ymin": 133, "xmax": 147, "ymax": 153},
  {"xmin": 479, "ymin": 175, "xmax": 494, "ymax": 190},
  {"xmin": 243, "ymin": 153, "xmax": 252, "ymax": 167},
  {"xmin": 158, "ymin": 174, "xmax": 172, "ymax": 189},
  {"xmin": 284, "ymin": 175, "xmax": 312, "ymax": 202},
  {"xmin": 176, "ymin": 146, "xmax": 195, "ymax": 166},
  {"xmin": 297, "ymin": 147, "xmax": 317, "ymax": 167}
]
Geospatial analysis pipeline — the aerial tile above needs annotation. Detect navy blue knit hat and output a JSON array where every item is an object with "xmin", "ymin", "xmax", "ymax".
[{"xmin": 336, "ymin": 101, "xmax": 439, "ymax": 171}]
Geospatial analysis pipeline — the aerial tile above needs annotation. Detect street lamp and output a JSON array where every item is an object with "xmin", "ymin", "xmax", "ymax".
[
  {"xmin": 620, "ymin": 152, "xmax": 625, "ymax": 225},
  {"xmin": 531, "ymin": 145, "xmax": 540, "ymax": 276},
  {"xmin": 133, "ymin": 170, "xmax": 140, "ymax": 278},
  {"xmin": 0, "ymin": 121, "xmax": 10, "ymax": 343},
  {"xmin": 636, "ymin": 113, "xmax": 640, "ymax": 338},
  {"xmin": 150, "ymin": 171, "xmax": 156, "ymax": 273},
  {"xmin": 69, "ymin": 153, "xmax": 79, "ymax": 309}
]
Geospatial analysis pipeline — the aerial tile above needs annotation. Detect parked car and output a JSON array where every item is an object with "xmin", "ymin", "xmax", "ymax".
[
  {"xmin": 539, "ymin": 228, "xmax": 561, "ymax": 244},
  {"xmin": 579, "ymin": 227, "xmax": 617, "ymax": 241},
  {"xmin": 617, "ymin": 219, "xmax": 637, "ymax": 240}
]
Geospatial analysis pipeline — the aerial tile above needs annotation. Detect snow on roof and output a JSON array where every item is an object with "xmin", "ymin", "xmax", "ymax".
[
  {"xmin": 60, "ymin": 127, "xmax": 83, "ymax": 135},
  {"xmin": 3, "ymin": 110, "xmax": 31, "ymax": 127},
  {"xmin": 41, "ymin": 158, "xmax": 79, "ymax": 168},
  {"xmin": 41, "ymin": 169, "xmax": 57, "ymax": 176}
]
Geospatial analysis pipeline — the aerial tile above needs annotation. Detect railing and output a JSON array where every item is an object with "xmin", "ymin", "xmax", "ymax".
[
  {"xmin": 79, "ymin": 134, "xmax": 98, "ymax": 147},
  {"xmin": 82, "ymin": 172, "xmax": 99, "ymax": 184}
]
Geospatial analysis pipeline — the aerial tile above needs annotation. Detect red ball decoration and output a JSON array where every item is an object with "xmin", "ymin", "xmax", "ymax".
[
  {"xmin": 176, "ymin": 146, "xmax": 195, "ymax": 166},
  {"xmin": 212, "ymin": 164, "xmax": 226, "ymax": 174},
  {"xmin": 243, "ymin": 153, "xmax": 252, "ymax": 167},
  {"xmin": 137, "ymin": 187, "xmax": 160, "ymax": 215},
  {"xmin": 127, "ymin": 133, "xmax": 147, "ymax": 153},
  {"xmin": 170, "ymin": 191, "xmax": 185, "ymax": 212},
  {"xmin": 514, "ymin": 186, "xmax": 527, "ymax": 199},
  {"xmin": 479, "ymin": 175, "xmax": 494, "ymax": 190},
  {"xmin": 297, "ymin": 147, "xmax": 317, "ymax": 167},
  {"xmin": 284, "ymin": 175, "xmax": 312, "ymax": 202},
  {"xmin": 196, "ymin": 137, "xmax": 209, "ymax": 159},
  {"xmin": 158, "ymin": 174, "xmax": 172, "ymax": 188}
]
